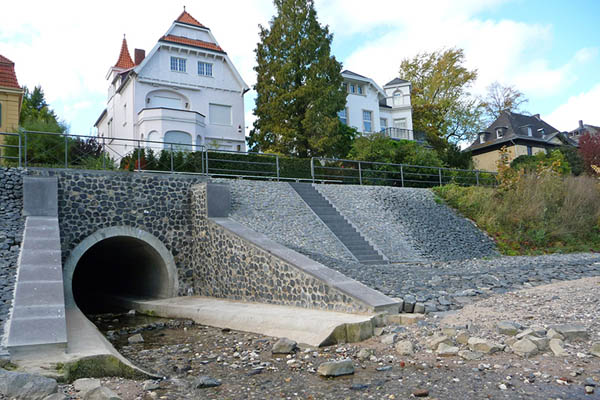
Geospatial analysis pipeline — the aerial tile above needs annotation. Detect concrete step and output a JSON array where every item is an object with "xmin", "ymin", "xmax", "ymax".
[{"xmin": 289, "ymin": 182, "xmax": 385, "ymax": 264}]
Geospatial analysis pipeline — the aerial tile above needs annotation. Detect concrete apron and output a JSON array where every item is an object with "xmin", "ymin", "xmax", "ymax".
[
  {"xmin": 110, "ymin": 295, "xmax": 377, "ymax": 347},
  {"xmin": 9, "ymin": 307, "xmax": 158, "ymax": 382}
]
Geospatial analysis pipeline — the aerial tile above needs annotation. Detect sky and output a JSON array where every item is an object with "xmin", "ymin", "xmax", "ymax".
[{"xmin": 1, "ymin": 0, "xmax": 598, "ymax": 137}]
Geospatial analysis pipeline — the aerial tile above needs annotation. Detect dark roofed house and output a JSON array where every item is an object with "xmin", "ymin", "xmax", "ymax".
[{"xmin": 466, "ymin": 111, "xmax": 576, "ymax": 172}]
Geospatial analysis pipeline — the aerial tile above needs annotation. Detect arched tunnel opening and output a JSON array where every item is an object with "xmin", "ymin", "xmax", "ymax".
[{"xmin": 72, "ymin": 236, "xmax": 172, "ymax": 315}]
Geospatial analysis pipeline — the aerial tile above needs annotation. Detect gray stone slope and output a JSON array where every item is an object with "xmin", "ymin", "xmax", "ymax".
[
  {"xmin": 213, "ymin": 179, "xmax": 355, "ymax": 263},
  {"xmin": 316, "ymin": 184, "xmax": 497, "ymax": 262},
  {"xmin": 0, "ymin": 168, "xmax": 24, "ymax": 346}
]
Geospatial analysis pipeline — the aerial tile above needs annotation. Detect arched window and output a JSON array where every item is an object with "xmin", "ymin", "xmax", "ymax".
[
  {"xmin": 164, "ymin": 130, "xmax": 192, "ymax": 151},
  {"xmin": 393, "ymin": 90, "xmax": 403, "ymax": 106},
  {"xmin": 146, "ymin": 90, "xmax": 189, "ymax": 110}
]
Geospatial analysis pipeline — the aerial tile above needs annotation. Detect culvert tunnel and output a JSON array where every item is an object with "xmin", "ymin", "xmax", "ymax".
[{"xmin": 68, "ymin": 229, "xmax": 178, "ymax": 315}]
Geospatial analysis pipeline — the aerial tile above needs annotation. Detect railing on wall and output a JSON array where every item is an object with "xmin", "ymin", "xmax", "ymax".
[
  {"xmin": 310, "ymin": 157, "xmax": 497, "ymax": 187},
  {"xmin": 0, "ymin": 130, "xmax": 497, "ymax": 187}
]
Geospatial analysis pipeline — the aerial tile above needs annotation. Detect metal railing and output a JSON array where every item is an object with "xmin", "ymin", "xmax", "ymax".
[
  {"xmin": 0, "ymin": 130, "xmax": 497, "ymax": 187},
  {"xmin": 310, "ymin": 157, "xmax": 497, "ymax": 187}
]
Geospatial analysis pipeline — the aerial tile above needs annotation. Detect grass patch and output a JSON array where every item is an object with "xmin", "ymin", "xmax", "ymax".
[{"xmin": 433, "ymin": 174, "xmax": 600, "ymax": 255}]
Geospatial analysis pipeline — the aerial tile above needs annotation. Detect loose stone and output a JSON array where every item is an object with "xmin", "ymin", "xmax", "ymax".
[
  {"xmin": 467, "ymin": 337, "xmax": 503, "ymax": 354},
  {"xmin": 381, "ymin": 334, "xmax": 398, "ymax": 345},
  {"xmin": 272, "ymin": 338, "xmax": 297, "ymax": 354},
  {"xmin": 83, "ymin": 386, "xmax": 121, "ymax": 400},
  {"xmin": 127, "ymin": 333, "xmax": 144, "ymax": 344},
  {"xmin": 317, "ymin": 359, "xmax": 354, "ymax": 377},
  {"xmin": 194, "ymin": 376, "xmax": 222, "ymax": 389},
  {"xmin": 73, "ymin": 378, "xmax": 101, "ymax": 394},
  {"xmin": 426, "ymin": 334, "xmax": 451, "ymax": 350},
  {"xmin": 395, "ymin": 340, "xmax": 414, "ymax": 356},
  {"xmin": 497, "ymin": 321, "xmax": 520, "ymax": 336},
  {"xmin": 436, "ymin": 343, "xmax": 459, "ymax": 357},
  {"xmin": 511, "ymin": 338, "xmax": 538, "ymax": 358},
  {"xmin": 548, "ymin": 324, "xmax": 588, "ymax": 341},
  {"xmin": 590, "ymin": 342, "xmax": 600, "ymax": 357},
  {"xmin": 458, "ymin": 350, "xmax": 483, "ymax": 361},
  {"xmin": 0, "ymin": 370, "xmax": 58, "ymax": 400},
  {"xmin": 413, "ymin": 388, "xmax": 429, "ymax": 397}
]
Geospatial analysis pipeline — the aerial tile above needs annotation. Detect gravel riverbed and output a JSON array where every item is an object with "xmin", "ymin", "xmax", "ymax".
[{"xmin": 42, "ymin": 277, "xmax": 600, "ymax": 400}]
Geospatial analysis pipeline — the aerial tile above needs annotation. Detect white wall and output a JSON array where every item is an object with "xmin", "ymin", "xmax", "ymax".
[{"xmin": 344, "ymin": 82, "xmax": 382, "ymax": 133}]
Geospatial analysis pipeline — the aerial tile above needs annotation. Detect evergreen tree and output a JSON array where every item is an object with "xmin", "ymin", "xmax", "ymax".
[{"xmin": 248, "ymin": 0, "xmax": 347, "ymax": 158}]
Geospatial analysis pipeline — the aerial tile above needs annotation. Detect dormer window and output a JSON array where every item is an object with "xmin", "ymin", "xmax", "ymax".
[
  {"xmin": 350, "ymin": 84, "xmax": 356, "ymax": 94},
  {"xmin": 479, "ymin": 133, "xmax": 485, "ymax": 144},
  {"xmin": 496, "ymin": 128, "xmax": 503, "ymax": 138},
  {"xmin": 527, "ymin": 126, "xmax": 532, "ymax": 137},
  {"xmin": 538, "ymin": 128, "xmax": 545, "ymax": 136},
  {"xmin": 358, "ymin": 85, "xmax": 363, "ymax": 95}
]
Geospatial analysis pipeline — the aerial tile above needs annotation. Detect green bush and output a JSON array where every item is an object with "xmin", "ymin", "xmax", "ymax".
[{"xmin": 434, "ymin": 173, "xmax": 600, "ymax": 255}]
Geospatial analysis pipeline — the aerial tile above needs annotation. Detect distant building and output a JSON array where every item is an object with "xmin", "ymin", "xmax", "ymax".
[
  {"xmin": 340, "ymin": 70, "xmax": 414, "ymax": 141},
  {"xmin": 0, "ymin": 55, "xmax": 24, "ymax": 136},
  {"xmin": 567, "ymin": 120, "xmax": 600, "ymax": 144},
  {"xmin": 95, "ymin": 9, "xmax": 249, "ymax": 155},
  {"xmin": 466, "ymin": 111, "xmax": 576, "ymax": 172}
]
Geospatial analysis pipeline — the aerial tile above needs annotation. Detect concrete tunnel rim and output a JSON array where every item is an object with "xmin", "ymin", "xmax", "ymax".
[{"xmin": 63, "ymin": 226, "xmax": 179, "ymax": 308}]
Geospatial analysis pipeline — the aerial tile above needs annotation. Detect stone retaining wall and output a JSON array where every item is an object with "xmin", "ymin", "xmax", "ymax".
[
  {"xmin": 316, "ymin": 184, "xmax": 497, "ymax": 262},
  {"xmin": 190, "ymin": 184, "xmax": 376, "ymax": 313},
  {"xmin": 212, "ymin": 179, "xmax": 354, "ymax": 263},
  {"xmin": 27, "ymin": 169, "xmax": 206, "ymax": 295},
  {"xmin": 0, "ymin": 168, "xmax": 24, "ymax": 339}
]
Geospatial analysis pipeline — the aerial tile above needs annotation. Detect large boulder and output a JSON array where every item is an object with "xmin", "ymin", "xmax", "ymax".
[
  {"xmin": 497, "ymin": 321, "xmax": 520, "ymax": 336},
  {"xmin": 395, "ymin": 340, "xmax": 414, "ymax": 356},
  {"xmin": 0, "ymin": 369, "xmax": 58, "ymax": 400},
  {"xmin": 467, "ymin": 337, "xmax": 503, "ymax": 354}
]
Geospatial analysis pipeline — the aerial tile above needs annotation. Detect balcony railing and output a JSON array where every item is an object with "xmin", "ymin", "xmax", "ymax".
[{"xmin": 381, "ymin": 127, "xmax": 411, "ymax": 140}]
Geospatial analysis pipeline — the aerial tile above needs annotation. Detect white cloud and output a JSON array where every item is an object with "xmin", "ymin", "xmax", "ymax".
[
  {"xmin": 0, "ymin": 0, "xmax": 273, "ymax": 133},
  {"xmin": 545, "ymin": 84, "xmax": 600, "ymax": 131}
]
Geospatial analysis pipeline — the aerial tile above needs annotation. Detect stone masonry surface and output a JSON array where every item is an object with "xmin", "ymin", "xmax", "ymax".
[
  {"xmin": 316, "ymin": 184, "xmax": 497, "ymax": 262},
  {"xmin": 212, "ymin": 179, "xmax": 355, "ymax": 262},
  {"xmin": 322, "ymin": 253, "xmax": 600, "ymax": 312},
  {"xmin": 27, "ymin": 168, "xmax": 207, "ymax": 295},
  {"xmin": 190, "ymin": 184, "xmax": 370, "ymax": 313},
  {"xmin": 315, "ymin": 184, "xmax": 423, "ymax": 262},
  {"xmin": 0, "ymin": 168, "xmax": 24, "ymax": 342}
]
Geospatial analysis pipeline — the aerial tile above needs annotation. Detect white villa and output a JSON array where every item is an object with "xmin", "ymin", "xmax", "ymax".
[
  {"xmin": 339, "ymin": 70, "xmax": 413, "ymax": 140},
  {"xmin": 95, "ymin": 9, "xmax": 249, "ymax": 155}
]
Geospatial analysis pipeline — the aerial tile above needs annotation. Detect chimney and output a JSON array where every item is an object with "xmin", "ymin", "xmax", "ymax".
[
  {"xmin": 579, "ymin": 120, "xmax": 584, "ymax": 129},
  {"xmin": 533, "ymin": 114, "xmax": 540, "ymax": 120},
  {"xmin": 134, "ymin": 49, "xmax": 145, "ymax": 65}
]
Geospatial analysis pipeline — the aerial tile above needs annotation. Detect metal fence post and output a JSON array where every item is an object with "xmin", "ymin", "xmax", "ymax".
[
  {"xmin": 64, "ymin": 133, "xmax": 68, "ymax": 168},
  {"xmin": 310, "ymin": 158, "xmax": 315, "ymax": 183},
  {"xmin": 358, "ymin": 161, "xmax": 363, "ymax": 185},
  {"xmin": 276, "ymin": 155, "xmax": 280, "ymax": 181},
  {"xmin": 24, "ymin": 133, "xmax": 27, "ymax": 168},
  {"xmin": 438, "ymin": 168, "xmax": 442, "ymax": 186},
  {"xmin": 17, "ymin": 134, "xmax": 22, "ymax": 168},
  {"xmin": 476, "ymin": 171, "xmax": 480, "ymax": 186},
  {"xmin": 102, "ymin": 137, "xmax": 106, "ymax": 170},
  {"xmin": 170, "ymin": 143, "xmax": 174, "ymax": 173},
  {"xmin": 400, "ymin": 165, "xmax": 404, "ymax": 187},
  {"xmin": 137, "ymin": 140, "xmax": 141, "ymax": 172},
  {"xmin": 204, "ymin": 149, "xmax": 209, "ymax": 176}
]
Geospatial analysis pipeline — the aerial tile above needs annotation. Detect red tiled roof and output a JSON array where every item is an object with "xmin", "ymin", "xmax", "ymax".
[
  {"xmin": 159, "ymin": 35, "xmax": 225, "ymax": 53},
  {"xmin": 0, "ymin": 54, "xmax": 21, "ymax": 89},
  {"xmin": 175, "ymin": 10, "xmax": 207, "ymax": 28},
  {"xmin": 114, "ymin": 37, "xmax": 135, "ymax": 69}
]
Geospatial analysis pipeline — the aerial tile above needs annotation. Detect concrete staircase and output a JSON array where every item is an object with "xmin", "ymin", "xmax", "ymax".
[{"xmin": 290, "ymin": 183, "xmax": 386, "ymax": 265}]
